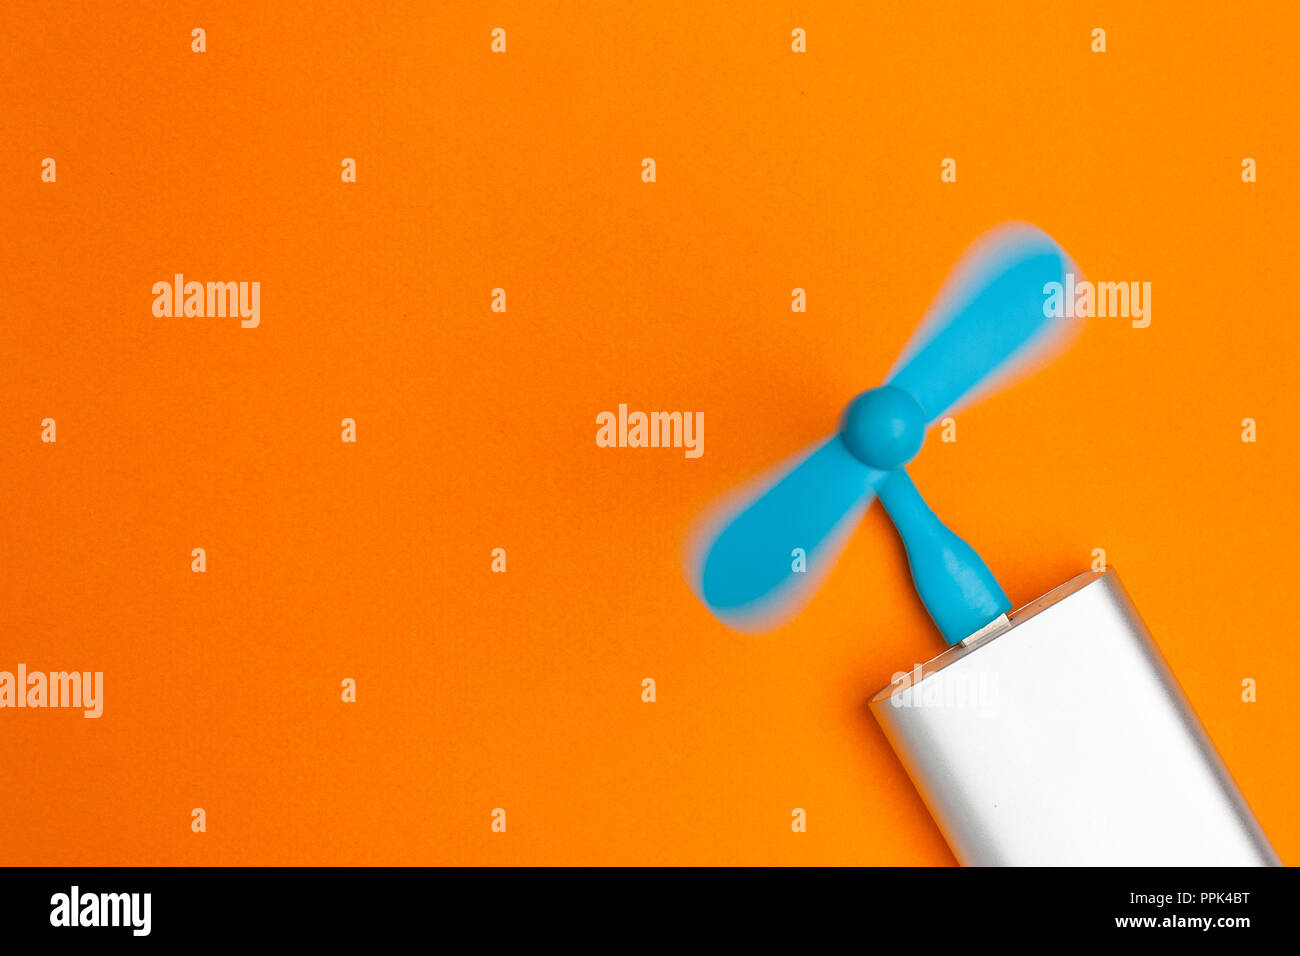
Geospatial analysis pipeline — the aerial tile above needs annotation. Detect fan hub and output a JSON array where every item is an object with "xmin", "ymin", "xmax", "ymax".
[{"xmin": 840, "ymin": 386, "xmax": 926, "ymax": 470}]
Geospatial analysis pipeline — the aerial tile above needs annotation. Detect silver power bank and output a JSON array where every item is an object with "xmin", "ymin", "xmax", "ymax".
[{"xmin": 869, "ymin": 568, "xmax": 1280, "ymax": 866}]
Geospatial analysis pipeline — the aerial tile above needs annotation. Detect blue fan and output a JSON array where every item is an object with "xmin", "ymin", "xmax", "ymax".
[{"xmin": 687, "ymin": 223, "xmax": 1078, "ymax": 643}]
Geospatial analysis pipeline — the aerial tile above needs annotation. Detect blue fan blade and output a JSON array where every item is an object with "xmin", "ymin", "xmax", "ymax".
[
  {"xmin": 690, "ymin": 437, "xmax": 881, "ymax": 628},
  {"xmin": 887, "ymin": 224, "xmax": 1073, "ymax": 422}
]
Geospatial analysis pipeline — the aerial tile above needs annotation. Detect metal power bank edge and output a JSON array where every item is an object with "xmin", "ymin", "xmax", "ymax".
[{"xmin": 869, "ymin": 568, "xmax": 1280, "ymax": 866}]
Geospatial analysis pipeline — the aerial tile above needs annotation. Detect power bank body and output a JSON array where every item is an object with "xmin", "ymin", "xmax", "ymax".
[{"xmin": 869, "ymin": 568, "xmax": 1280, "ymax": 866}]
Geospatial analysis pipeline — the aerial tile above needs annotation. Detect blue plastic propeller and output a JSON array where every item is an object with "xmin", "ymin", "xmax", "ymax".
[{"xmin": 686, "ymin": 223, "xmax": 1077, "ymax": 643}]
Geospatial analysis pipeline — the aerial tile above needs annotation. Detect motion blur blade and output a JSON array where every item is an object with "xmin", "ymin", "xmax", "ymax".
[
  {"xmin": 887, "ymin": 223, "xmax": 1077, "ymax": 423},
  {"xmin": 686, "ymin": 437, "xmax": 882, "ymax": 631}
]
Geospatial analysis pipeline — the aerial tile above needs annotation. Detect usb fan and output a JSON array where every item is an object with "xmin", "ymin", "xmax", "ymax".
[
  {"xmin": 685, "ymin": 224, "xmax": 1283, "ymax": 867},
  {"xmin": 687, "ymin": 223, "xmax": 1077, "ymax": 643}
]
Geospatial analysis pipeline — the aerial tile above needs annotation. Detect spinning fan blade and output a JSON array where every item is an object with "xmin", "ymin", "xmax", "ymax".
[
  {"xmin": 688, "ymin": 438, "xmax": 882, "ymax": 630},
  {"xmin": 688, "ymin": 223, "xmax": 1078, "ymax": 635},
  {"xmin": 887, "ymin": 223, "xmax": 1075, "ymax": 422}
]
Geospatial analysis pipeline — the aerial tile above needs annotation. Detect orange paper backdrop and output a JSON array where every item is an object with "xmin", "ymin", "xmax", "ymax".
[{"xmin": 1, "ymin": 0, "xmax": 1295, "ymax": 864}]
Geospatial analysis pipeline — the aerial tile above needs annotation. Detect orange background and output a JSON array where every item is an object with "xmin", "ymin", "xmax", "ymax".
[{"xmin": 1, "ymin": 1, "xmax": 1296, "ymax": 865}]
